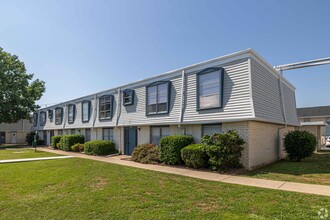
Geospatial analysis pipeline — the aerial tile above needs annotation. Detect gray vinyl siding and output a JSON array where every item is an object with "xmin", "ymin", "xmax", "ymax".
[
  {"xmin": 251, "ymin": 58, "xmax": 299, "ymax": 125},
  {"xmin": 37, "ymin": 96, "xmax": 96, "ymax": 130},
  {"xmin": 118, "ymin": 75, "xmax": 182, "ymax": 126},
  {"xmin": 282, "ymin": 82, "xmax": 299, "ymax": 125},
  {"xmin": 34, "ymin": 50, "xmax": 299, "ymax": 130},
  {"xmin": 183, "ymin": 58, "xmax": 253, "ymax": 123}
]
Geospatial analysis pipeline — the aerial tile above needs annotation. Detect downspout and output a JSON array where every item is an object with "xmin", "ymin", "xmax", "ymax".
[
  {"xmin": 277, "ymin": 70, "xmax": 287, "ymax": 160},
  {"xmin": 178, "ymin": 69, "xmax": 186, "ymax": 134},
  {"xmin": 92, "ymin": 94, "xmax": 98, "ymax": 130},
  {"xmin": 62, "ymin": 104, "xmax": 67, "ymax": 134},
  {"xmin": 279, "ymin": 71, "xmax": 287, "ymax": 125},
  {"xmin": 116, "ymin": 88, "xmax": 121, "ymax": 127},
  {"xmin": 116, "ymin": 88, "xmax": 122, "ymax": 154},
  {"xmin": 179, "ymin": 70, "xmax": 185, "ymax": 125}
]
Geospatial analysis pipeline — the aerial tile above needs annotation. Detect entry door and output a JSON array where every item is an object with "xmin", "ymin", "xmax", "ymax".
[
  {"xmin": 11, "ymin": 132, "xmax": 17, "ymax": 144},
  {"xmin": 43, "ymin": 131, "xmax": 47, "ymax": 145},
  {"xmin": 0, "ymin": 132, "xmax": 5, "ymax": 144},
  {"xmin": 124, "ymin": 127, "xmax": 137, "ymax": 155}
]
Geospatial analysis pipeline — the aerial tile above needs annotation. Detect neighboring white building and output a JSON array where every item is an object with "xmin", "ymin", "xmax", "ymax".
[
  {"xmin": 297, "ymin": 106, "xmax": 330, "ymax": 151},
  {"xmin": 0, "ymin": 119, "xmax": 32, "ymax": 144},
  {"xmin": 33, "ymin": 49, "xmax": 299, "ymax": 170}
]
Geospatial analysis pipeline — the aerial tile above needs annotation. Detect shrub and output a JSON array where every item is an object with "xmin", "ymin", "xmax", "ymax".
[
  {"xmin": 181, "ymin": 144, "xmax": 209, "ymax": 168},
  {"xmin": 36, "ymin": 139, "xmax": 45, "ymax": 145},
  {"xmin": 284, "ymin": 130, "xmax": 316, "ymax": 162},
  {"xmin": 51, "ymin": 136, "xmax": 62, "ymax": 149},
  {"xmin": 56, "ymin": 142, "xmax": 62, "ymax": 149},
  {"xmin": 202, "ymin": 130, "xmax": 245, "ymax": 171},
  {"xmin": 71, "ymin": 143, "xmax": 84, "ymax": 152},
  {"xmin": 159, "ymin": 135, "xmax": 194, "ymax": 165},
  {"xmin": 131, "ymin": 144, "xmax": 160, "ymax": 164},
  {"xmin": 84, "ymin": 140, "xmax": 117, "ymax": 155},
  {"xmin": 26, "ymin": 132, "xmax": 39, "ymax": 146},
  {"xmin": 60, "ymin": 134, "xmax": 84, "ymax": 151}
]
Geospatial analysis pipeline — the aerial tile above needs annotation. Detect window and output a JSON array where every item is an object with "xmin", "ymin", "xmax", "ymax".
[
  {"xmin": 85, "ymin": 128, "xmax": 91, "ymax": 142},
  {"xmin": 82, "ymin": 101, "xmax": 91, "ymax": 122},
  {"xmin": 304, "ymin": 118, "xmax": 311, "ymax": 122},
  {"xmin": 151, "ymin": 126, "xmax": 169, "ymax": 145},
  {"xmin": 58, "ymin": 130, "xmax": 63, "ymax": 136},
  {"xmin": 197, "ymin": 67, "xmax": 224, "ymax": 110},
  {"xmin": 71, "ymin": 129, "xmax": 75, "ymax": 134},
  {"xmin": 48, "ymin": 109, "xmax": 53, "ymax": 120},
  {"xmin": 33, "ymin": 113, "xmax": 38, "ymax": 126},
  {"xmin": 55, "ymin": 107, "xmax": 63, "ymax": 125},
  {"xmin": 202, "ymin": 124, "xmax": 222, "ymax": 136},
  {"xmin": 103, "ymin": 128, "xmax": 113, "ymax": 141},
  {"xmin": 146, "ymin": 81, "xmax": 170, "ymax": 115},
  {"xmin": 123, "ymin": 89, "xmax": 135, "ymax": 106},
  {"xmin": 68, "ymin": 104, "xmax": 75, "ymax": 124},
  {"xmin": 40, "ymin": 111, "xmax": 46, "ymax": 126},
  {"xmin": 99, "ymin": 95, "xmax": 114, "ymax": 120}
]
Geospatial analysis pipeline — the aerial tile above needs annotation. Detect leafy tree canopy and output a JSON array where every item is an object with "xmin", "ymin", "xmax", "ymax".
[{"xmin": 0, "ymin": 47, "xmax": 45, "ymax": 123}]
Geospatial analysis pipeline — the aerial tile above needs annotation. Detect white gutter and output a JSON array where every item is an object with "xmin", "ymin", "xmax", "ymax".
[
  {"xmin": 179, "ymin": 70, "xmax": 185, "ymax": 124},
  {"xmin": 278, "ymin": 71, "xmax": 287, "ymax": 126},
  {"xmin": 92, "ymin": 94, "xmax": 97, "ymax": 130},
  {"xmin": 116, "ymin": 88, "xmax": 121, "ymax": 126},
  {"xmin": 62, "ymin": 104, "xmax": 67, "ymax": 133}
]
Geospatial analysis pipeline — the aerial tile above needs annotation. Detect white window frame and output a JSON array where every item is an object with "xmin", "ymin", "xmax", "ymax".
[
  {"xmin": 103, "ymin": 128, "xmax": 114, "ymax": 141},
  {"xmin": 146, "ymin": 81, "xmax": 171, "ymax": 115},
  {"xmin": 197, "ymin": 67, "xmax": 224, "ymax": 110}
]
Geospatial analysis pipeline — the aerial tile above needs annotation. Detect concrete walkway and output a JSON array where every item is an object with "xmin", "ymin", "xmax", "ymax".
[
  {"xmin": 0, "ymin": 155, "xmax": 75, "ymax": 164},
  {"xmin": 38, "ymin": 147, "xmax": 330, "ymax": 197}
]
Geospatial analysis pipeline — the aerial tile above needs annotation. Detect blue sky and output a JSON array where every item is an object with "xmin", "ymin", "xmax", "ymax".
[{"xmin": 1, "ymin": 0, "xmax": 330, "ymax": 108}]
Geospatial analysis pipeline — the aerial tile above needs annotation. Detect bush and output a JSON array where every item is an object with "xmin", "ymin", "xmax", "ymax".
[
  {"xmin": 71, "ymin": 143, "xmax": 84, "ymax": 152},
  {"xmin": 26, "ymin": 132, "xmax": 39, "ymax": 145},
  {"xmin": 202, "ymin": 130, "xmax": 245, "ymax": 171},
  {"xmin": 84, "ymin": 140, "xmax": 117, "ymax": 155},
  {"xmin": 56, "ymin": 142, "xmax": 62, "ymax": 149},
  {"xmin": 51, "ymin": 136, "xmax": 62, "ymax": 149},
  {"xmin": 36, "ymin": 139, "xmax": 45, "ymax": 145},
  {"xmin": 284, "ymin": 130, "xmax": 316, "ymax": 162},
  {"xmin": 159, "ymin": 135, "xmax": 194, "ymax": 165},
  {"xmin": 131, "ymin": 144, "xmax": 160, "ymax": 164},
  {"xmin": 181, "ymin": 144, "xmax": 209, "ymax": 168},
  {"xmin": 59, "ymin": 134, "xmax": 85, "ymax": 151}
]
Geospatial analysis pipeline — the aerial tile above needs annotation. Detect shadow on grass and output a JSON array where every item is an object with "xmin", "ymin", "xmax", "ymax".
[{"xmin": 0, "ymin": 144, "xmax": 29, "ymax": 149}]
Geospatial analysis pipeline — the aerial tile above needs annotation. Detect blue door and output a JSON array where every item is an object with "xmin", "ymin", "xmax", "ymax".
[{"xmin": 124, "ymin": 127, "xmax": 137, "ymax": 155}]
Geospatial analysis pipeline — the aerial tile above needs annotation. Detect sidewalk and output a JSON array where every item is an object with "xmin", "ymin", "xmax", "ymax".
[
  {"xmin": 0, "ymin": 155, "xmax": 75, "ymax": 164},
  {"xmin": 38, "ymin": 147, "xmax": 330, "ymax": 197}
]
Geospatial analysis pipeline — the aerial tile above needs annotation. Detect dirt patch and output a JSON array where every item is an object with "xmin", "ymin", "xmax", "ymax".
[{"xmin": 90, "ymin": 177, "xmax": 108, "ymax": 191}]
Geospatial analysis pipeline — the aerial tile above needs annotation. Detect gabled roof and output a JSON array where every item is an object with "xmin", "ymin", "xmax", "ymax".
[{"xmin": 297, "ymin": 106, "xmax": 330, "ymax": 117}]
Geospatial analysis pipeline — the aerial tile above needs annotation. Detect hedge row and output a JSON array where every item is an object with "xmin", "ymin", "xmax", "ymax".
[
  {"xmin": 60, "ymin": 135, "xmax": 85, "ymax": 151},
  {"xmin": 131, "ymin": 131, "xmax": 246, "ymax": 171},
  {"xmin": 51, "ymin": 136, "xmax": 62, "ymax": 149},
  {"xmin": 51, "ymin": 135, "xmax": 117, "ymax": 156},
  {"xmin": 84, "ymin": 140, "xmax": 117, "ymax": 155},
  {"xmin": 159, "ymin": 135, "xmax": 194, "ymax": 165},
  {"xmin": 131, "ymin": 144, "xmax": 160, "ymax": 164}
]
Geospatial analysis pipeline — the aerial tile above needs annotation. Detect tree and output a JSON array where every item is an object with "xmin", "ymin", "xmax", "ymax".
[{"xmin": 0, "ymin": 47, "xmax": 45, "ymax": 123}]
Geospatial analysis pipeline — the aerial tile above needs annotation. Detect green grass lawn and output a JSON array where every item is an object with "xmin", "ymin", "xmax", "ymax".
[
  {"xmin": 0, "ymin": 148, "xmax": 58, "ymax": 160},
  {"xmin": 243, "ymin": 152, "xmax": 330, "ymax": 186},
  {"xmin": 0, "ymin": 153, "xmax": 329, "ymax": 219}
]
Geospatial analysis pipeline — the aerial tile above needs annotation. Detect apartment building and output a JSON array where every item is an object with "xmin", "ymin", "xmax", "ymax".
[
  {"xmin": 33, "ymin": 49, "xmax": 299, "ymax": 170},
  {"xmin": 0, "ymin": 119, "xmax": 32, "ymax": 144}
]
